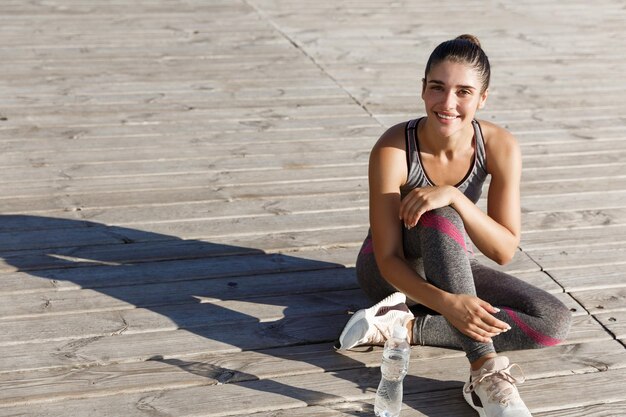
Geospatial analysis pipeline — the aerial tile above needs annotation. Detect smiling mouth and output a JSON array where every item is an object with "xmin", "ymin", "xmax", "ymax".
[{"xmin": 436, "ymin": 112, "xmax": 458, "ymax": 120}]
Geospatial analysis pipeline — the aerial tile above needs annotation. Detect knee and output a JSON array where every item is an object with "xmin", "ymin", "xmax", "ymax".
[
  {"xmin": 417, "ymin": 206, "xmax": 468, "ymax": 249},
  {"xmin": 420, "ymin": 206, "xmax": 464, "ymax": 231},
  {"xmin": 530, "ymin": 300, "xmax": 573, "ymax": 347},
  {"xmin": 425, "ymin": 206, "xmax": 461, "ymax": 222},
  {"xmin": 550, "ymin": 300, "xmax": 573, "ymax": 342}
]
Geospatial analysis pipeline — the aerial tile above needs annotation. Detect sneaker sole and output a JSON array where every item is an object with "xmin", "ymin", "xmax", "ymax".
[{"xmin": 335, "ymin": 292, "xmax": 407, "ymax": 350}]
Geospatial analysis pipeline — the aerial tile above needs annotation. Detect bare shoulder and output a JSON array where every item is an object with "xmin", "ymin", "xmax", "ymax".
[
  {"xmin": 372, "ymin": 121, "xmax": 407, "ymax": 152},
  {"xmin": 370, "ymin": 121, "xmax": 409, "ymax": 187},
  {"xmin": 476, "ymin": 119, "xmax": 521, "ymax": 172},
  {"xmin": 476, "ymin": 119, "xmax": 518, "ymax": 150}
]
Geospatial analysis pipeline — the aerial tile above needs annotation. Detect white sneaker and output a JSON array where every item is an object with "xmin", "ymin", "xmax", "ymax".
[
  {"xmin": 463, "ymin": 356, "xmax": 532, "ymax": 417},
  {"xmin": 335, "ymin": 292, "xmax": 413, "ymax": 350}
]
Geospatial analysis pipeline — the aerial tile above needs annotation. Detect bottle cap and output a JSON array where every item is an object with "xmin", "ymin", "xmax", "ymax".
[{"xmin": 392, "ymin": 324, "xmax": 408, "ymax": 340}]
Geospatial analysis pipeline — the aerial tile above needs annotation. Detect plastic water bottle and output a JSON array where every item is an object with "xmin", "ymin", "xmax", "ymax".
[{"xmin": 374, "ymin": 325, "xmax": 410, "ymax": 417}]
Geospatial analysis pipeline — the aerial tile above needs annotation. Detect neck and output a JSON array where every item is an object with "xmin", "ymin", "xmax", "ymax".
[{"xmin": 420, "ymin": 117, "xmax": 474, "ymax": 155}]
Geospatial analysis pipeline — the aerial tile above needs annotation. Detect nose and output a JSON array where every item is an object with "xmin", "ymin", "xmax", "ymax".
[{"xmin": 442, "ymin": 90, "xmax": 456, "ymax": 109}]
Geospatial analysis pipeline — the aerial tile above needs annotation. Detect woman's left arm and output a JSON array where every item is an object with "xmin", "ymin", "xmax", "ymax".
[
  {"xmin": 399, "ymin": 127, "xmax": 521, "ymax": 265},
  {"xmin": 452, "ymin": 127, "xmax": 522, "ymax": 264}
]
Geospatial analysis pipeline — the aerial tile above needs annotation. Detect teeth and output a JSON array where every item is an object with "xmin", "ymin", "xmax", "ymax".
[{"xmin": 437, "ymin": 113, "xmax": 456, "ymax": 120}]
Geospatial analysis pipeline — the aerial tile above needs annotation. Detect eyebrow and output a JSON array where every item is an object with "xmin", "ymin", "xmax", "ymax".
[{"xmin": 428, "ymin": 80, "xmax": 477, "ymax": 90}]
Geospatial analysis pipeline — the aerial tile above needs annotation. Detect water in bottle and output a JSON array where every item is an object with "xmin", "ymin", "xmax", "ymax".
[{"xmin": 374, "ymin": 324, "xmax": 410, "ymax": 417}]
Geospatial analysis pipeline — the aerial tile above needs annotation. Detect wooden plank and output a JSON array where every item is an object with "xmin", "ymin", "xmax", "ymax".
[
  {"xmin": 0, "ymin": 276, "xmax": 584, "ymax": 346},
  {"xmin": 0, "ymin": 237, "xmax": 264, "ymax": 271},
  {"xmin": 0, "ymin": 157, "xmax": 623, "ymax": 209},
  {"xmin": 0, "ymin": 226, "xmax": 125, "ymax": 252},
  {"xmin": 0, "ymin": 289, "xmax": 369, "ymax": 347},
  {"xmin": 555, "ymin": 293, "xmax": 586, "ymax": 317},
  {"xmin": 91, "ymin": 211, "xmax": 370, "ymax": 241},
  {"xmin": 2, "ymin": 110, "xmax": 624, "ymax": 156},
  {"xmin": 0, "ymin": 119, "xmax": 619, "ymax": 155},
  {"xmin": 0, "ymin": 268, "xmax": 359, "ymax": 319},
  {"xmin": 0, "ymin": 145, "xmax": 622, "ymax": 182},
  {"xmin": 75, "ymin": 209, "xmax": 623, "ymax": 251},
  {"xmin": 522, "ymin": 368, "xmax": 626, "ymax": 414},
  {"xmin": 545, "ymin": 264, "xmax": 626, "ymax": 292},
  {"xmin": 0, "ymin": 114, "xmax": 380, "ymax": 138},
  {"xmin": 523, "ymin": 207, "xmax": 626, "ymax": 232},
  {"xmin": 521, "ymin": 225, "xmax": 626, "ymax": 251},
  {"xmin": 248, "ymin": 382, "xmax": 626, "ymax": 417},
  {"xmin": 9, "ymin": 192, "xmax": 370, "ymax": 227},
  {"xmin": 536, "ymin": 401, "xmax": 626, "ymax": 417},
  {"xmin": 0, "ymin": 312, "xmax": 608, "ymax": 375},
  {"xmin": 0, "ymin": 269, "xmax": 560, "ymax": 323},
  {"xmin": 0, "ymin": 228, "xmax": 365, "ymax": 272},
  {"xmin": 0, "ymin": 314, "xmax": 350, "ymax": 373},
  {"xmin": 595, "ymin": 311, "xmax": 626, "ymax": 340},
  {"xmin": 571, "ymin": 288, "xmax": 626, "ymax": 314},
  {"xmin": 1, "ymin": 339, "xmax": 623, "ymax": 409},
  {"xmin": 247, "ymin": 391, "xmax": 626, "ymax": 417},
  {"xmin": 0, "ymin": 251, "xmax": 347, "ymax": 294},
  {"xmin": 526, "ymin": 246, "xmax": 626, "ymax": 271},
  {"xmin": 0, "ymin": 144, "xmax": 622, "ymax": 186},
  {"xmin": 1, "ymin": 346, "xmax": 624, "ymax": 416},
  {"xmin": 521, "ymin": 177, "xmax": 626, "ymax": 199},
  {"xmin": 0, "ymin": 343, "xmax": 461, "ymax": 406},
  {"xmin": 0, "ymin": 192, "xmax": 626, "ymax": 240},
  {"xmin": 2, "ymin": 178, "xmax": 625, "ymax": 219}
]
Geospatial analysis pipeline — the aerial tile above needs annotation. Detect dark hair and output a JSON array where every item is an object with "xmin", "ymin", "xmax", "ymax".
[{"xmin": 424, "ymin": 34, "xmax": 490, "ymax": 93}]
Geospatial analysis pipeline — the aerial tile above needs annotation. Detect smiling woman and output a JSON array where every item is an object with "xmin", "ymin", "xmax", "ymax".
[{"xmin": 335, "ymin": 35, "xmax": 572, "ymax": 417}]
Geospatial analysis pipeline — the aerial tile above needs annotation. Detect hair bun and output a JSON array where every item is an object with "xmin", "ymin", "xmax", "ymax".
[{"xmin": 456, "ymin": 34, "xmax": 481, "ymax": 48}]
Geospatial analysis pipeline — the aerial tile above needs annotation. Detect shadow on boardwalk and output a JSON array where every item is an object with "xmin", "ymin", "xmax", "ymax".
[{"xmin": 2, "ymin": 215, "xmax": 464, "ymax": 416}]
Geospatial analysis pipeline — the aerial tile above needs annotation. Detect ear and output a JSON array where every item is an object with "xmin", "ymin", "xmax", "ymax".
[
  {"xmin": 477, "ymin": 88, "xmax": 489, "ymax": 109},
  {"xmin": 421, "ymin": 78, "xmax": 426, "ymax": 98}
]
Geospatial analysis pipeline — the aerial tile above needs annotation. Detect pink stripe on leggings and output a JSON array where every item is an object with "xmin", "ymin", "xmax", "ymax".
[
  {"xmin": 419, "ymin": 211, "xmax": 467, "ymax": 251},
  {"xmin": 503, "ymin": 308, "xmax": 562, "ymax": 346}
]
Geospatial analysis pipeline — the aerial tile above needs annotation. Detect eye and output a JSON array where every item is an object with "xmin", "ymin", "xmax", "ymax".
[{"xmin": 458, "ymin": 89, "xmax": 472, "ymax": 96}]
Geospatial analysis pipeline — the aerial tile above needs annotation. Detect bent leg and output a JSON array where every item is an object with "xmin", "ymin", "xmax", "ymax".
[
  {"xmin": 408, "ymin": 206, "xmax": 496, "ymax": 363},
  {"xmin": 413, "ymin": 258, "xmax": 572, "ymax": 354},
  {"xmin": 472, "ymin": 261, "xmax": 572, "ymax": 350}
]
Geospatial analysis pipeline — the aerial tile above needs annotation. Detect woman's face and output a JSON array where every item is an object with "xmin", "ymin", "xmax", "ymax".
[{"xmin": 421, "ymin": 59, "xmax": 488, "ymax": 137}]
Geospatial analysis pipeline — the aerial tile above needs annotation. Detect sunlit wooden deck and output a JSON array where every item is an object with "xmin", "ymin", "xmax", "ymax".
[{"xmin": 0, "ymin": 1, "xmax": 625, "ymax": 416}]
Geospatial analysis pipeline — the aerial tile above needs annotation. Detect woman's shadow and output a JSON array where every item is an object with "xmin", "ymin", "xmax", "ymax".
[{"xmin": 1, "ymin": 215, "xmax": 463, "ymax": 416}]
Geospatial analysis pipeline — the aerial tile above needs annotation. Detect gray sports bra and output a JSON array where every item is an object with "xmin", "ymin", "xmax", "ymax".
[{"xmin": 400, "ymin": 117, "xmax": 488, "ymax": 204}]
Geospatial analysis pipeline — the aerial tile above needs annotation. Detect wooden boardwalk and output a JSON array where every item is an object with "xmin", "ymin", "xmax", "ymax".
[{"xmin": 0, "ymin": 0, "xmax": 625, "ymax": 415}]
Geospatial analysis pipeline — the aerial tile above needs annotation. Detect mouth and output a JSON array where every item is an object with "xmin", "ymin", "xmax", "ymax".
[{"xmin": 435, "ymin": 112, "xmax": 459, "ymax": 120}]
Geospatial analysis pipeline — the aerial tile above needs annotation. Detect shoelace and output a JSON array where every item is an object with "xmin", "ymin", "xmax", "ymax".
[
  {"xmin": 464, "ymin": 364, "xmax": 527, "ymax": 406},
  {"xmin": 370, "ymin": 322, "xmax": 393, "ymax": 345}
]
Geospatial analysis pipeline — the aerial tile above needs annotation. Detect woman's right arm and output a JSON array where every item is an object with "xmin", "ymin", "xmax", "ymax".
[
  {"xmin": 368, "ymin": 126, "xmax": 508, "ymax": 343},
  {"xmin": 368, "ymin": 126, "xmax": 451, "ymax": 311}
]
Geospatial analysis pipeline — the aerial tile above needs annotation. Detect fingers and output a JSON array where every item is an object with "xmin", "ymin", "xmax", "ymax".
[
  {"xmin": 465, "ymin": 327, "xmax": 495, "ymax": 344},
  {"xmin": 484, "ymin": 316, "xmax": 511, "ymax": 332},
  {"xmin": 399, "ymin": 195, "xmax": 419, "ymax": 223},
  {"xmin": 479, "ymin": 303, "xmax": 511, "ymax": 331},
  {"xmin": 467, "ymin": 321, "xmax": 510, "ymax": 343},
  {"xmin": 473, "ymin": 316, "xmax": 510, "ymax": 337},
  {"xmin": 464, "ymin": 307, "xmax": 511, "ymax": 343},
  {"xmin": 406, "ymin": 210, "xmax": 425, "ymax": 229},
  {"xmin": 468, "ymin": 323, "xmax": 501, "ymax": 342},
  {"xmin": 400, "ymin": 196, "xmax": 426, "ymax": 228}
]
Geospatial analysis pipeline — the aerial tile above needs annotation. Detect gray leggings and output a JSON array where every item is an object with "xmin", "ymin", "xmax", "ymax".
[{"xmin": 356, "ymin": 206, "xmax": 572, "ymax": 363}]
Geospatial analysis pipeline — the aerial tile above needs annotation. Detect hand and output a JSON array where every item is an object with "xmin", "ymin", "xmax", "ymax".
[
  {"xmin": 441, "ymin": 293, "xmax": 511, "ymax": 343},
  {"xmin": 399, "ymin": 185, "xmax": 458, "ymax": 228}
]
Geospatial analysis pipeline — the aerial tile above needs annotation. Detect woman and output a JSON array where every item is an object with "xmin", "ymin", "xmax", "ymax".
[{"xmin": 336, "ymin": 35, "xmax": 571, "ymax": 417}]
